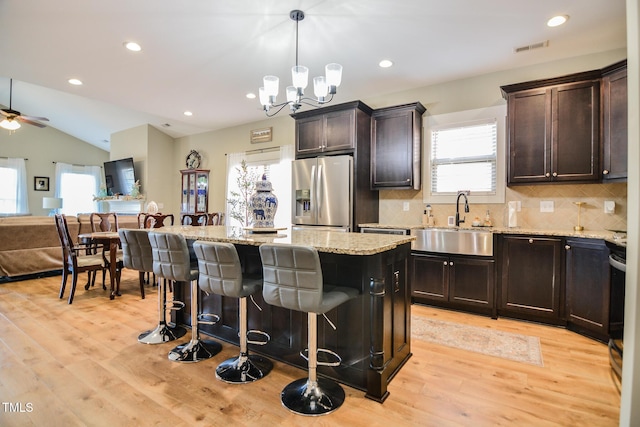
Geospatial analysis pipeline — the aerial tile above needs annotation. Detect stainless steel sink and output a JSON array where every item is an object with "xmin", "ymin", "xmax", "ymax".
[{"xmin": 411, "ymin": 227, "xmax": 493, "ymax": 257}]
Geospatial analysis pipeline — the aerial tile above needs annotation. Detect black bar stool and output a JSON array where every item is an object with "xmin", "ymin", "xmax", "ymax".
[
  {"xmin": 194, "ymin": 241, "xmax": 272, "ymax": 383},
  {"xmin": 148, "ymin": 231, "xmax": 221, "ymax": 362},
  {"xmin": 259, "ymin": 243, "xmax": 358, "ymax": 416}
]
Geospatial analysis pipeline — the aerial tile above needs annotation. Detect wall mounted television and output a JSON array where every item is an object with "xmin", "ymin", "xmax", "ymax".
[{"xmin": 104, "ymin": 157, "xmax": 137, "ymax": 196}]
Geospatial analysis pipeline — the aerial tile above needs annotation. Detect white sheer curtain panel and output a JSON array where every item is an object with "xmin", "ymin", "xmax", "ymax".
[
  {"xmin": 0, "ymin": 157, "xmax": 29, "ymax": 214},
  {"xmin": 55, "ymin": 162, "xmax": 102, "ymax": 215},
  {"xmin": 225, "ymin": 152, "xmax": 246, "ymax": 226},
  {"xmin": 272, "ymin": 145, "xmax": 293, "ymax": 228}
]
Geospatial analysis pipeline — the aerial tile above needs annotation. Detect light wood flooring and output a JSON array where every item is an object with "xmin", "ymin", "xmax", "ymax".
[{"xmin": 0, "ymin": 269, "xmax": 620, "ymax": 426}]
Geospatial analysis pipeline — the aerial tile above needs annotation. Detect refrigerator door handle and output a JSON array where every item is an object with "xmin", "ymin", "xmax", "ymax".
[
  {"xmin": 317, "ymin": 164, "xmax": 323, "ymax": 217},
  {"xmin": 310, "ymin": 164, "xmax": 317, "ymax": 216}
]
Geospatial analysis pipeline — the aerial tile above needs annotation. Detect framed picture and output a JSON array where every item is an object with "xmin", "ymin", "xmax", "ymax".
[
  {"xmin": 250, "ymin": 127, "xmax": 272, "ymax": 143},
  {"xmin": 34, "ymin": 176, "xmax": 49, "ymax": 191}
]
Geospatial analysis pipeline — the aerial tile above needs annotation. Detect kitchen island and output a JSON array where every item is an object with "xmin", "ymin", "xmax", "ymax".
[{"xmin": 153, "ymin": 226, "xmax": 414, "ymax": 402}]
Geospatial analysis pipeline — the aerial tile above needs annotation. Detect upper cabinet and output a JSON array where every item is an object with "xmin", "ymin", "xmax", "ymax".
[
  {"xmin": 371, "ymin": 102, "xmax": 426, "ymax": 190},
  {"xmin": 601, "ymin": 60, "xmax": 628, "ymax": 182},
  {"xmin": 501, "ymin": 72, "xmax": 601, "ymax": 185},
  {"xmin": 293, "ymin": 101, "xmax": 373, "ymax": 158}
]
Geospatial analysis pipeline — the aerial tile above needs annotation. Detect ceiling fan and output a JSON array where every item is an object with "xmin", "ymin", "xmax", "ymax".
[{"xmin": 0, "ymin": 79, "xmax": 49, "ymax": 130}]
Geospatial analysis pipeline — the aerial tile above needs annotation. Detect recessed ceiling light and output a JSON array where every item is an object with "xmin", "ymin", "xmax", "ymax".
[
  {"xmin": 68, "ymin": 78, "xmax": 83, "ymax": 86},
  {"xmin": 547, "ymin": 15, "xmax": 569, "ymax": 27},
  {"xmin": 124, "ymin": 41, "xmax": 142, "ymax": 52},
  {"xmin": 379, "ymin": 59, "xmax": 394, "ymax": 68},
  {"xmin": 183, "ymin": 111, "xmax": 193, "ymax": 117},
  {"xmin": 246, "ymin": 93, "xmax": 256, "ymax": 99}
]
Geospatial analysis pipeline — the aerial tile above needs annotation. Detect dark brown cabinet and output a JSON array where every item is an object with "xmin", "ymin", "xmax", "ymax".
[
  {"xmin": 502, "ymin": 74, "xmax": 601, "ymax": 185},
  {"xmin": 499, "ymin": 235, "xmax": 563, "ymax": 324},
  {"xmin": 293, "ymin": 101, "xmax": 373, "ymax": 157},
  {"xmin": 180, "ymin": 169, "xmax": 209, "ymax": 215},
  {"xmin": 412, "ymin": 253, "xmax": 495, "ymax": 316},
  {"xmin": 565, "ymin": 238, "xmax": 611, "ymax": 342},
  {"xmin": 371, "ymin": 102, "xmax": 426, "ymax": 190},
  {"xmin": 602, "ymin": 60, "xmax": 628, "ymax": 181}
]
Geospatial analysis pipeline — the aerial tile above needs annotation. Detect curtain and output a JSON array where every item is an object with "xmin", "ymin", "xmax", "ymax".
[
  {"xmin": 272, "ymin": 145, "xmax": 293, "ymax": 228},
  {"xmin": 225, "ymin": 152, "xmax": 247, "ymax": 226},
  {"xmin": 0, "ymin": 157, "xmax": 29, "ymax": 214}
]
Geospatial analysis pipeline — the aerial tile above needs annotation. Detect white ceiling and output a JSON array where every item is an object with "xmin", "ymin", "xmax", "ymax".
[{"xmin": 0, "ymin": 0, "xmax": 627, "ymax": 152}]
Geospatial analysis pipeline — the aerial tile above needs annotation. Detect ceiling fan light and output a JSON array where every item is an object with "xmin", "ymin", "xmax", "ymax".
[
  {"xmin": 325, "ymin": 63, "xmax": 342, "ymax": 87},
  {"xmin": 0, "ymin": 118, "xmax": 21, "ymax": 130},
  {"xmin": 291, "ymin": 65, "xmax": 309, "ymax": 90}
]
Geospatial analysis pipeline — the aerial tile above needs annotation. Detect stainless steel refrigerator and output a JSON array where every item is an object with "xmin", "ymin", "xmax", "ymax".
[{"xmin": 292, "ymin": 155, "xmax": 353, "ymax": 231}]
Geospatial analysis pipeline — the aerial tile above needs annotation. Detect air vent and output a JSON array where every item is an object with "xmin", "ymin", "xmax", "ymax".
[{"xmin": 513, "ymin": 40, "xmax": 549, "ymax": 53}]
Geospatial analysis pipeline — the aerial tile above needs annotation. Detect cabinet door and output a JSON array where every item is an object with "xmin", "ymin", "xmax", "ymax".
[
  {"xmin": 411, "ymin": 253, "xmax": 448, "ymax": 301},
  {"xmin": 565, "ymin": 238, "xmax": 610, "ymax": 340},
  {"xmin": 371, "ymin": 111, "xmax": 414, "ymax": 188},
  {"xmin": 552, "ymin": 81, "xmax": 600, "ymax": 182},
  {"xmin": 449, "ymin": 257, "xmax": 495, "ymax": 308},
  {"xmin": 324, "ymin": 109, "xmax": 355, "ymax": 152},
  {"xmin": 500, "ymin": 236, "xmax": 563, "ymax": 322},
  {"xmin": 602, "ymin": 67, "xmax": 627, "ymax": 181},
  {"xmin": 507, "ymin": 89, "xmax": 551, "ymax": 184},
  {"xmin": 296, "ymin": 115, "xmax": 324, "ymax": 155}
]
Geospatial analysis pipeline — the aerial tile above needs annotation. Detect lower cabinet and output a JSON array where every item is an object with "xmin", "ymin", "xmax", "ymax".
[
  {"xmin": 565, "ymin": 238, "xmax": 611, "ymax": 342},
  {"xmin": 499, "ymin": 235, "xmax": 564, "ymax": 324},
  {"xmin": 412, "ymin": 252, "xmax": 495, "ymax": 316}
]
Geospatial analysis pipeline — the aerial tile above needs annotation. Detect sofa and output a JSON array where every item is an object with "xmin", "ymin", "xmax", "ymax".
[{"xmin": 0, "ymin": 214, "xmax": 140, "ymax": 278}]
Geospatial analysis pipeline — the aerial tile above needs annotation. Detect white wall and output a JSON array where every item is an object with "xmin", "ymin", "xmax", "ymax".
[{"xmin": 0, "ymin": 123, "xmax": 108, "ymax": 216}]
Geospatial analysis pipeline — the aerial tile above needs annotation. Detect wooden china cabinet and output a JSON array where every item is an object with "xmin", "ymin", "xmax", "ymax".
[{"xmin": 180, "ymin": 169, "xmax": 209, "ymax": 215}]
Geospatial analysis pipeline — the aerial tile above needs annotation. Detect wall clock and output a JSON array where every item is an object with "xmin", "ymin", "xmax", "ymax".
[{"xmin": 185, "ymin": 150, "xmax": 201, "ymax": 169}]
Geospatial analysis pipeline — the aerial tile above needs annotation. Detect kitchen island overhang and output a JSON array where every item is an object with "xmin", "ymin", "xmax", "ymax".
[{"xmin": 151, "ymin": 226, "xmax": 414, "ymax": 402}]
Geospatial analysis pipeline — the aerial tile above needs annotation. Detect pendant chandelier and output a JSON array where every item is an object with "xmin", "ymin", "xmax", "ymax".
[{"xmin": 259, "ymin": 10, "xmax": 342, "ymax": 117}]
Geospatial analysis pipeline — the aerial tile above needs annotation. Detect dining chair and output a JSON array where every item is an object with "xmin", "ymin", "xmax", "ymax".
[
  {"xmin": 89, "ymin": 212, "xmax": 123, "ymax": 289},
  {"xmin": 54, "ymin": 214, "xmax": 106, "ymax": 304},
  {"xmin": 143, "ymin": 213, "xmax": 175, "ymax": 229},
  {"xmin": 181, "ymin": 213, "xmax": 208, "ymax": 226},
  {"xmin": 207, "ymin": 212, "xmax": 225, "ymax": 225}
]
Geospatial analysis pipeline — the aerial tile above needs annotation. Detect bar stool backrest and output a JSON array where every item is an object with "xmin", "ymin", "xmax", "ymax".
[
  {"xmin": 259, "ymin": 243, "xmax": 325, "ymax": 313},
  {"xmin": 118, "ymin": 229, "xmax": 153, "ymax": 273},
  {"xmin": 148, "ymin": 232, "xmax": 196, "ymax": 282},
  {"xmin": 194, "ymin": 241, "xmax": 259, "ymax": 298}
]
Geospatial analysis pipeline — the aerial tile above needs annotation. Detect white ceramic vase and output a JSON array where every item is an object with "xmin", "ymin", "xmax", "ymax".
[{"xmin": 249, "ymin": 174, "xmax": 278, "ymax": 228}]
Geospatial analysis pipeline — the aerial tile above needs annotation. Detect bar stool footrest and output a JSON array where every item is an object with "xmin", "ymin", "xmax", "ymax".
[
  {"xmin": 281, "ymin": 377, "xmax": 345, "ymax": 416},
  {"xmin": 167, "ymin": 300, "xmax": 186, "ymax": 311},
  {"xmin": 300, "ymin": 348, "xmax": 342, "ymax": 367},
  {"xmin": 247, "ymin": 329, "xmax": 270, "ymax": 346},
  {"xmin": 198, "ymin": 313, "xmax": 220, "ymax": 325}
]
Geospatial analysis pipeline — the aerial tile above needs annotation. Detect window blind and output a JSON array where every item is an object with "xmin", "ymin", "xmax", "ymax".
[{"xmin": 430, "ymin": 119, "xmax": 497, "ymax": 195}]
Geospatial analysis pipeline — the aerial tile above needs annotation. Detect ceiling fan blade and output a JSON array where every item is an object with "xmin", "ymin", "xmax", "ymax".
[
  {"xmin": 20, "ymin": 114, "xmax": 49, "ymax": 122},
  {"xmin": 17, "ymin": 117, "xmax": 47, "ymax": 128}
]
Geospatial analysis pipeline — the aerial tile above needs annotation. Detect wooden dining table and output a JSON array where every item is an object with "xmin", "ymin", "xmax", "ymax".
[{"xmin": 78, "ymin": 231, "xmax": 121, "ymax": 299}]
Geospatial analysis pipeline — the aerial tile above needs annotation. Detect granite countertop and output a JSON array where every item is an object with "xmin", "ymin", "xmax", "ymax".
[
  {"xmin": 153, "ymin": 226, "xmax": 416, "ymax": 256},
  {"xmin": 358, "ymin": 223, "xmax": 626, "ymax": 246}
]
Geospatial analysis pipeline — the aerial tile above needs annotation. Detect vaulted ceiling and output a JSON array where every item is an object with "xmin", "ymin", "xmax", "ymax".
[{"xmin": 0, "ymin": 0, "xmax": 627, "ymax": 151}]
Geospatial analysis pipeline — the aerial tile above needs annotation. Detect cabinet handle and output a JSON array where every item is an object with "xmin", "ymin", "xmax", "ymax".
[
  {"xmin": 603, "ymin": 170, "xmax": 610, "ymax": 175},
  {"xmin": 552, "ymin": 172, "xmax": 558, "ymax": 177},
  {"xmin": 545, "ymin": 172, "xmax": 551, "ymax": 177},
  {"xmin": 443, "ymin": 261, "xmax": 448, "ymax": 266},
  {"xmin": 528, "ymin": 238, "xmax": 534, "ymax": 244},
  {"xmin": 449, "ymin": 261, "xmax": 454, "ymax": 266},
  {"xmin": 565, "ymin": 245, "xmax": 571, "ymax": 250}
]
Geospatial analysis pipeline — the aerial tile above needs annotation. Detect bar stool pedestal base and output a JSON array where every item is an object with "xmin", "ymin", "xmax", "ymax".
[
  {"xmin": 281, "ymin": 377, "xmax": 345, "ymax": 416},
  {"xmin": 168, "ymin": 339, "xmax": 221, "ymax": 363},
  {"xmin": 138, "ymin": 324, "xmax": 187, "ymax": 345},
  {"xmin": 216, "ymin": 354, "xmax": 273, "ymax": 384}
]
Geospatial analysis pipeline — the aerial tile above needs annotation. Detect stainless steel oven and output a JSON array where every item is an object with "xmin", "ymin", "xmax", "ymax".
[{"xmin": 606, "ymin": 239, "xmax": 625, "ymax": 384}]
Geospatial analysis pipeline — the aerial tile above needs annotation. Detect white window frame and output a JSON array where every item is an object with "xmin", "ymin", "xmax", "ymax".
[
  {"xmin": 423, "ymin": 105, "xmax": 506, "ymax": 205},
  {"xmin": 0, "ymin": 157, "xmax": 29, "ymax": 214}
]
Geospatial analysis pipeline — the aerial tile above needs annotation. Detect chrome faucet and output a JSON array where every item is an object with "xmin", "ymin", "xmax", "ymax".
[{"xmin": 455, "ymin": 191, "xmax": 470, "ymax": 227}]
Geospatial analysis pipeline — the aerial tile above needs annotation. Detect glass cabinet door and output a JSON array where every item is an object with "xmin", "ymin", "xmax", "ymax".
[{"xmin": 181, "ymin": 169, "xmax": 209, "ymax": 215}]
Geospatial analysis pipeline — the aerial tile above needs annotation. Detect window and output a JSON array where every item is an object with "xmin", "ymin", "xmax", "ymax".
[
  {"xmin": 54, "ymin": 163, "xmax": 102, "ymax": 215},
  {"xmin": 424, "ymin": 105, "xmax": 506, "ymax": 204},
  {"xmin": 0, "ymin": 157, "xmax": 29, "ymax": 214},
  {"xmin": 226, "ymin": 146, "xmax": 293, "ymax": 228}
]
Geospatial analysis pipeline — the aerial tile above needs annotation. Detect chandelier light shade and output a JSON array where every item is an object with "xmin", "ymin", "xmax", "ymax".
[
  {"xmin": 259, "ymin": 10, "xmax": 343, "ymax": 116},
  {"xmin": 0, "ymin": 118, "xmax": 21, "ymax": 130}
]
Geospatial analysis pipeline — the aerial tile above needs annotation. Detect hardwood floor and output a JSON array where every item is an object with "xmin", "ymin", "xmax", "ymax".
[{"xmin": 0, "ymin": 270, "xmax": 620, "ymax": 426}]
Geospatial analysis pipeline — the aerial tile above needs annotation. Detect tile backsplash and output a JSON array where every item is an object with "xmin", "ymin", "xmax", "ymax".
[{"xmin": 378, "ymin": 182, "xmax": 627, "ymax": 232}]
